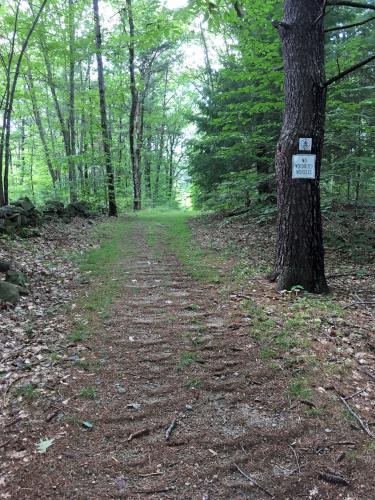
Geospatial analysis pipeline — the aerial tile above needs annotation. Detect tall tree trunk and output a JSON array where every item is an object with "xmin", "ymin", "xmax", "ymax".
[
  {"xmin": 68, "ymin": 0, "xmax": 77, "ymax": 202},
  {"xmin": 19, "ymin": 117, "xmax": 26, "ymax": 185},
  {"xmin": 93, "ymin": 0, "xmax": 117, "ymax": 216},
  {"xmin": 144, "ymin": 133, "xmax": 152, "ymax": 199},
  {"xmin": 40, "ymin": 39, "xmax": 72, "ymax": 189},
  {"xmin": 272, "ymin": 1, "xmax": 328, "ymax": 293},
  {"xmin": 126, "ymin": 0, "xmax": 142, "ymax": 210},
  {"xmin": 0, "ymin": 0, "xmax": 48, "ymax": 205},
  {"xmin": 200, "ymin": 21, "xmax": 214, "ymax": 94},
  {"xmin": 26, "ymin": 67, "xmax": 57, "ymax": 188},
  {"xmin": 153, "ymin": 65, "xmax": 169, "ymax": 205}
]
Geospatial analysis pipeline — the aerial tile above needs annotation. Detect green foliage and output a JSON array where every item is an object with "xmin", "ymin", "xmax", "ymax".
[
  {"xmin": 16, "ymin": 383, "xmax": 39, "ymax": 402},
  {"xmin": 176, "ymin": 351, "xmax": 198, "ymax": 371},
  {"xmin": 286, "ymin": 377, "xmax": 312, "ymax": 401},
  {"xmin": 79, "ymin": 386, "xmax": 97, "ymax": 400}
]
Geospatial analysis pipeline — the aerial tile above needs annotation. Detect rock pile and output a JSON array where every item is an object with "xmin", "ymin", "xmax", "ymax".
[
  {"xmin": 0, "ymin": 198, "xmax": 95, "ymax": 235},
  {"xmin": 0, "ymin": 259, "xmax": 28, "ymax": 305},
  {"xmin": 0, "ymin": 197, "xmax": 39, "ymax": 234},
  {"xmin": 43, "ymin": 200, "xmax": 94, "ymax": 222}
]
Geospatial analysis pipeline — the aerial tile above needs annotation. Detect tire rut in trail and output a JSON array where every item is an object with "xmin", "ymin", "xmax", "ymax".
[{"xmin": 6, "ymin": 221, "xmax": 324, "ymax": 499}]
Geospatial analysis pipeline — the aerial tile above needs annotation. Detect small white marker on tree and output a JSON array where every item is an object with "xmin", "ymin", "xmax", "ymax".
[{"xmin": 299, "ymin": 138, "xmax": 312, "ymax": 151}]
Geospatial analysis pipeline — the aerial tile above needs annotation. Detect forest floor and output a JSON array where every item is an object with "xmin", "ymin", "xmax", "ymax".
[{"xmin": 1, "ymin": 209, "xmax": 374, "ymax": 499}]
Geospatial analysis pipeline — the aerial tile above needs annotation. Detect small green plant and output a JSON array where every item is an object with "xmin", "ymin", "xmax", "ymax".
[
  {"xmin": 75, "ymin": 359, "xmax": 99, "ymax": 370},
  {"xmin": 286, "ymin": 377, "xmax": 312, "ymax": 401},
  {"xmin": 346, "ymin": 449, "xmax": 360, "ymax": 462},
  {"xmin": 97, "ymin": 310, "xmax": 110, "ymax": 319},
  {"xmin": 305, "ymin": 407, "xmax": 324, "ymax": 418},
  {"xmin": 16, "ymin": 383, "xmax": 38, "ymax": 402},
  {"xmin": 79, "ymin": 386, "xmax": 97, "ymax": 399},
  {"xmin": 25, "ymin": 324, "xmax": 33, "ymax": 335},
  {"xmin": 68, "ymin": 328, "xmax": 85, "ymax": 343},
  {"xmin": 65, "ymin": 414, "xmax": 81, "ymax": 427},
  {"xmin": 186, "ymin": 304, "xmax": 200, "ymax": 311},
  {"xmin": 268, "ymin": 362, "xmax": 282, "ymax": 371},
  {"xmin": 50, "ymin": 352, "xmax": 62, "ymax": 362},
  {"xmin": 176, "ymin": 351, "xmax": 198, "ymax": 372},
  {"xmin": 186, "ymin": 332, "xmax": 204, "ymax": 346},
  {"xmin": 260, "ymin": 347, "xmax": 277, "ymax": 359},
  {"xmin": 186, "ymin": 377, "xmax": 202, "ymax": 389}
]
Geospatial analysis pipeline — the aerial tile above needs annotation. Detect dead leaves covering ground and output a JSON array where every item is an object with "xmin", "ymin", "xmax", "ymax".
[{"xmin": 0, "ymin": 218, "xmax": 102, "ymax": 485}]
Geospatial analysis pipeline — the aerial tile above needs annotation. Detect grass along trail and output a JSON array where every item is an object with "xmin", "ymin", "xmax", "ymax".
[{"xmin": 3, "ymin": 211, "xmax": 374, "ymax": 499}]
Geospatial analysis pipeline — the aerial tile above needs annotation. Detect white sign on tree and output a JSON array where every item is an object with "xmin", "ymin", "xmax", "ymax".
[{"xmin": 292, "ymin": 154, "xmax": 316, "ymax": 179}]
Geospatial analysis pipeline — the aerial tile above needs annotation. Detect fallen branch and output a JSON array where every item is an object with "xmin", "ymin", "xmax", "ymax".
[
  {"xmin": 4, "ymin": 416, "xmax": 22, "ymax": 428},
  {"xmin": 344, "ymin": 300, "xmax": 375, "ymax": 309},
  {"xmin": 133, "ymin": 486, "xmax": 174, "ymax": 494},
  {"xmin": 326, "ymin": 271, "xmax": 373, "ymax": 278},
  {"xmin": 360, "ymin": 369, "xmax": 375, "ymax": 382},
  {"xmin": 2, "ymin": 374, "xmax": 29, "ymax": 406},
  {"xmin": 139, "ymin": 471, "xmax": 164, "ymax": 478},
  {"xmin": 127, "ymin": 428, "xmax": 150, "ymax": 442},
  {"xmin": 344, "ymin": 388, "xmax": 365, "ymax": 401},
  {"xmin": 165, "ymin": 418, "xmax": 177, "ymax": 441},
  {"xmin": 222, "ymin": 207, "xmax": 252, "ymax": 218},
  {"xmin": 337, "ymin": 393, "xmax": 374, "ymax": 438},
  {"xmin": 289, "ymin": 445, "xmax": 301, "ymax": 473},
  {"xmin": 234, "ymin": 463, "xmax": 274, "ymax": 497},
  {"xmin": 325, "ymin": 440, "xmax": 356, "ymax": 448}
]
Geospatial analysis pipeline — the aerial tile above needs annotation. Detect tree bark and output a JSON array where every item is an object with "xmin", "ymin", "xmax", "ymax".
[
  {"xmin": 68, "ymin": 0, "xmax": 77, "ymax": 202},
  {"xmin": 272, "ymin": 0, "xmax": 329, "ymax": 293},
  {"xmin": 126, "ymin": 0, "xmax": 142, "ymax": 210},
  {"xmin": 26, "ymin": 67, "xmax": 57, "ymax": 188},
  {"xmin": 144, "ymin": 133, "xmax": 152, "ymax": 199},
  {"xmin": 153, "ymin": 65, "xmax": 169, "ymax": 205},
  {"xmin": 0, "ymin": 0, "xmax": 48, "ymax": 205},
  {"xmin": 93, "ymin": 0, "xmax": 118, "ymax": 216}
]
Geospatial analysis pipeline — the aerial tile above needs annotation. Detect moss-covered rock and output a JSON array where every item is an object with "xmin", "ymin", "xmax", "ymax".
[{"xmin": 0, "ymin": 281, "xmax": 20, "ymax": 304}]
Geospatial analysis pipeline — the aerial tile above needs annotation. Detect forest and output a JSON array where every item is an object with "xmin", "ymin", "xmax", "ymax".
[{"xmin": 0, "ymin": 0, "xmax": 374, "ymax": 498}]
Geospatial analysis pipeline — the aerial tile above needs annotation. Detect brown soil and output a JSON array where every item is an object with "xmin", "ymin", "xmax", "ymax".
[{"xmin": 1, "ymin": 218, "xmax": 374, "ymax": 499}]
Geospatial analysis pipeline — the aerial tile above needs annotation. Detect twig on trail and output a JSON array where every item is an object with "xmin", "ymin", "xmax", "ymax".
[
  {"xmin": 344, "ymin": 301, "xmax": 375, "ymax": 309},
  {"xmin": 325, "ymin": 441, "xmax": 356, "ymax": 448},
  {"xmin": 133, "ymin": 486, "xmax": 174, "ymax": 494},
  {"xmin": 3, "ymin": 374, "xmax": 29, "ymax": 406},
  {"xmin": 233, "ymin": 463, "xmax": 274, "ymax": 497},
  {"xmin": 4, "ymin": 416, "xmax": 22, "ymax": 428},
  {"xmin": 165, "ymin": 418, "xmax": 177, "ymax": 441},
  {"xmin": 326, "ymin": 271, "xmax": 373, "ymax": 279},
  {"xmin": 344, "ymin": 388, "xmax": 365, "ymax": 401},
  {"xmin": 337, "ymin": 393, "xmax": 374, "ymax": 438},
  {"xmin": 139, "ymin": 471, "xmax": 164, "ymax": 478},
  {"xmin": 127, "ymin": 428, "xmax": 150, "ymax": 442},
  {"xmin": 0, "ymin": 439, "xmax": 11, "ymax": 448},
  {"xmin": 289, "ymin": 445, "xmax": 301, "ymax": 473},
  {"xmin": 46, "ymin": 408, "xmax": 61, "ymax": 422},
  {"xmin": 360, "ymin": 369, "xmax": 375, "ymax": 382},
  {"xmin": 300, "ymin": 399, "xmax": 316, "ymax": 408}
]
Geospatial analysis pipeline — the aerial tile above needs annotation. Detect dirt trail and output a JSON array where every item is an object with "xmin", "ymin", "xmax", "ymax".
[{"xmin": 4, "ymin": 220, "xmax": 373, "ymax": 499}]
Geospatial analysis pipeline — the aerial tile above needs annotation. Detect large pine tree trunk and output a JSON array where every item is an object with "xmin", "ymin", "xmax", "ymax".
[{"xmin": 272, "ymin": 0, "xmax": 328, "ymax": 293}]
